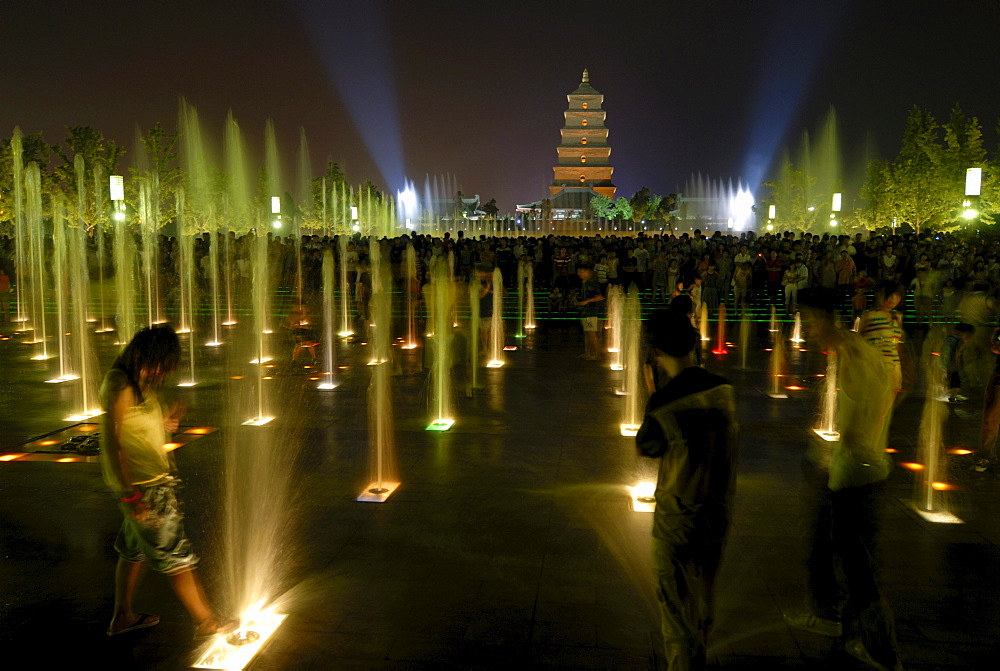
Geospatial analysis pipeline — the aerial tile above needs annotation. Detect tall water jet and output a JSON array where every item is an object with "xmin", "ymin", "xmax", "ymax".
[
  {"xmin": 50, "ymin": 193, "xmax": 72, "ymax": 380},
  {"xmin": 427, "ymin": 260, "xmax": 454, "ymax": 431},
  {"xmin": 66, "ymin": 212, "xmax": 99, "ymax": 419},
  {"xmin": 112, "ymin": 178, "xmax": 136, "ymax": 347},
  {"xmin": 738, "ymin": 309, "xmax": 751, "ymax": 369},
  {"xmin": 699, "ymin": 302, "xmax": 710, "ymax": 342},
  {"xmin": 358, "ymin": 239, "xmax": 399, "ymax": 501},
  {"xmin": 607, "ymin": 285, "xmax": 624, "ymax": 370},
  {"xmin": 222, "ymin": 231, "xmax": 237, "ymax": 326},
  {"xmin": 402, "ymin": 245, "xmax": 418, "ymax": 349},
  {"xmin": 205, "ymin": 219, "xmax": 223, "ymax": 346},
  {"xmin": 620, "ymin": 285, "xmax": 645, "ymax": 436},
  {"xmin": 338, "ymin": 235, "xmax": 354, "ymax": 336},
  {"xmin": 769, "ymin": 305, "xmax": 778, "ymax": 333},
  {"xmin": 790, "ymin": 312, "xmax": 804, "ymax": 344},
  {"xmin": 25, "ymin": 163, "xmax": 50, "ymax": 358},
  {"xmin": 908, "ymin": 365, "xmax": 962, "ymax": 523},
  {"xmin": 516, "ymin": 259, "xmax": 527, "ymax": 339},
  {"xmin": 487, "ymin": 267, "xmax": 505, "ymax": 367},
  {"xmin": 317, "ymin": 249, "xmax": 337, "ymax": 390},
  {"xmin": 10, "ymin": 129, "xmax": 29, "ymax": 325},
  {"xmin": 767, "ymin": 327, "xmax": 788, "ymax": 398},
  {"xmin": 812, "ymin": 352, "xmax": 839, "ymax": 440},
  {"xmin": 712, "ymin": 304, "xmax": 728, "ymax": 355},
  {"xmin": 243, "ymin": 228, "xmax": 273, "ymax": 426},
  {"xmin": 468, "ymin": 275, "xmax": 482, "ymax": 393},
  {"xmin": 176, "ymin": 190, "xmax": 198, "ymax": 387},
  {"xmin": 92, "ymin": 161, "xmax": 113, "ymax": 332},
  {"xmin": 524, "ymin": 264, "xmax": 536, "ymax": 331}
]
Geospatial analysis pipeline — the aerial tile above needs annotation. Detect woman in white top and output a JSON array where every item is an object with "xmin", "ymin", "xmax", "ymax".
[{"xmin": 102, "ymin": 326, "xmax": 233, "ymax": 638}]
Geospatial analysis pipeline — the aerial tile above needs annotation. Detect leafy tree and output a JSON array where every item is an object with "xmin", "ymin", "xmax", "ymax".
[
  {"xmin": 629, "ymin": 186, "xmax": 653, "ymax": 223},
  {"xmin": 53, "ymin": 126, "xmax": 125, "ymax": 230},
  {"xmin": 0, "ymin": 131, "xmax": 54, "ymax": 229},
  {"xmin": 858, "ymin": 159, "xmax": 894, "ymax": 230},
  {"xmin": 887, "ymin": 106, "xmax": 947, "ymax": 233},
  {"xmin": 589, "ymin": 193, "xmax": 613, "ymax": 218},
  {"xmin": 481, "ymin": 198, "xmax": 499, "ymax": 218},
  {"xmin": 612, "ymin": 197, "xmax": 633, "ymax": 221},
  {"xmin": 760, "ymin": 162, "xmax": 817, "ymax": 232}
]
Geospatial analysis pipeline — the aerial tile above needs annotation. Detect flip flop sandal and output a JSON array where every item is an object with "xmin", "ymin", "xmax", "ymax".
[{"xmin": 107, "ymin": 613, "xmax": 160, "ymax": 636}]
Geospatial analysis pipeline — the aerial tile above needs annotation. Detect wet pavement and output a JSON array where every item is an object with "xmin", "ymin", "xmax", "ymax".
[{"xmin": 1, "ymin": 315, "xmax": 998, "ymax": 670}]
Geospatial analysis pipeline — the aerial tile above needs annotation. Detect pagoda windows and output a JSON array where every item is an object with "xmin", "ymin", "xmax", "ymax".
[
  {"xmin": 581, "ymin": 138, "xmax": 587, "ymax": 145},
  {"xmin": 580, "ymin": 156, "xmax": 587, "ymax": 163},
  {"xmin": 582, "ymin": 102, "xmax": 588, "ymax": 109},
  {"xmin": 581, "ymin": 119, "xmax": 588, "ymax": 126}
]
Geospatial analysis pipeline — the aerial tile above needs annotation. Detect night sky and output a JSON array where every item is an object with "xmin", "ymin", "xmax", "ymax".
[{"xmin": 3, "ymin": 0, "xmax": 999, "ymax": 212}]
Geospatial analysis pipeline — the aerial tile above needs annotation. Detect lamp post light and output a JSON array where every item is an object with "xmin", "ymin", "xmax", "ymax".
[
  {"xmin": 271, "ymin": 196, "xmax": 282, "ymax": 229},
  {"xmin": 963, "ymin": 168, "xmax": 982, "ymax": 222},
  {"xmin": 110, "ymin": 175, "xmax": 125, "ymax": 220},
  {"xmin": 830, "ymin": 192, "xmax": 841, "ymax": 228}
]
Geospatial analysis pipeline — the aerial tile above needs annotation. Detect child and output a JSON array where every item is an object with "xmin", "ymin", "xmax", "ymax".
[{"xmin": 942, "ymin": 323, "xmax": 974, "ymax": 402}]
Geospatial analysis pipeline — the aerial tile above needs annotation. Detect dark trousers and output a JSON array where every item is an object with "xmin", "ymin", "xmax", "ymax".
[
  {"xmin": 801, "ymin": 461, "xmax": 899, "ymax": 667},
  {"xmin": 653, "ymin": 528, "xmax": 726, "ymax": 671}
]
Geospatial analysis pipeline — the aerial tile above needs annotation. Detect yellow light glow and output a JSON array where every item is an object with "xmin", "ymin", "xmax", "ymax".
[
  {"xmin": 947, "ymin": 448, "xmax": 973, "ymax": 455},
  {"xmin": 610, "ymin": 363, "xmax": 624, "ymax": 370},
  {"xmin": 487, "ymin": 360, "xmax": 505, "ymax": 368},
  {"xmin": 164, "ymin": 443, "xmax": 183, "ymax": 452},
  {"xmin": 885, "ymin": 448, "xmax": 899, "ymax": 454},
  {"xmin": 620, "ymin": 424, "xmax": 639, "ymax": 437},
  {"xmin": 900, "ymin": 462, "xmax": 925, "ymax": 471},
  {"xmin": 38, "ymin": 440, "xmax": 59, "ymax": 446},
  {"xmin": 192, "ymin": 610, "xmax": 287, "ymax": 670},
  {"xmin": 931, "ymin": 482, "xmax": 957, "ymax": 491},
  {"xmin": 242, "ymin": 417, "xmax": 274, "ymax": 426},
  {"xmin": 0, "ymin": 454, "xmax": 26, "ymax": 462},
  {"xmin": 56, "ymin": 457, "xmax": 77, "ymax": 463},
  {"xmin": 963, "ymin": 208, "xmax": 978, "ymax": 219},
  {"xmin": 230, "ymin": 375, "xmax": 244, "ymax": 380},
  {"xmin": 357, "ymin": 480, "xmax": 401, "ymax": 503},
  {"xmin": 184, "ymin": 428, "xmax": 215, "ymax": 435},
  {"xmin": 628, "ymin": 481, "xmax": 656, "ymax": 513}
]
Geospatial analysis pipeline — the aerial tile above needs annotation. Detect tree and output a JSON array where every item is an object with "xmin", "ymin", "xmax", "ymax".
[
  {"xmin": 481, "ymin": 198, "xmax": 499, "ymax": 218},
  {"xmin": 589, "ymin": 193, "xmax": 613, "ymax": 218},
  {"xmin": 941, "ymin": 105, "xmax": 988, "ymax": 227},
  {"xmin": 760, "ymin": 162, "xmax": 817, "ymax": 232},
  {"xmin": 887, "ymin": 106, "xmax": 947, "ymax": 233},
  {"xmin": 52, "ymin": 126, "xmax": 125, "ymax": 230},
  {"xmin": 858, "ymin": 159, "xmax": 894, "ymax": 230},
  {"xmin": 0, "ymin": 130, "xmax": 54, "ymax": 230},
  {"xmin": 629, "ymin": 186, "xmax": 653, "ymax": 224}
]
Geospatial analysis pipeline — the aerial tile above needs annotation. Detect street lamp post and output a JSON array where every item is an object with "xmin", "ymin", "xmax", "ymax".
[{"xmin": 963, "ymin": 167, "xmax": 982, "ymax": 223}]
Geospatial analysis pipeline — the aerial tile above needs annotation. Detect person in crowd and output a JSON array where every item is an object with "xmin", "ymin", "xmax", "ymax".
[
  {"xmin": 637, "ymin": 309, "xmax": 739, "ymax": 670},
  {"xmin": 859, "ymin": 280, "xmax": 906, "ymax": 398},
  {"xmin": 941, "ymin": 322, "xmax": 973, "ymax": 403},
  {"xmin": 786, "ymin": 290, "xmax": 903, "ymax": 671},
  {"xmin": 101, "ymin": 326, "xmax": 234, "ymax": 639},
  {"xmin": 575, "ymin": 265, "xmax": 604, "ymax": 359}
]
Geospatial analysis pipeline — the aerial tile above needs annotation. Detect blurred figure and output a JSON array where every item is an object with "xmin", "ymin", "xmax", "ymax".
[
  {"xmin": 940, "ymin": 323, "xmax": 973, "ymax": 403},
  {"xmin": 786, "ymin": 291, "xmax": 902, "ymax": 671},
  {"xmin": 575, "ymin": 265, "xmax": 604, "ymax": 359},
  {"xmin": 283, "ymin": 304, "xmax": 318, "ymax": 363},
  {"xmin": 637, "ymin": 310, "xmax": 739, "ymax": 670},
  {"xmin": 859, "ymin": 280, "xmax": 905, "ymax": 397}
]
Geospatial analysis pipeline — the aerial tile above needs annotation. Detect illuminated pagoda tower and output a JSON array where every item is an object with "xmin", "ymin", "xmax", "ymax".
[
  {"xmin": 551, "ymin": 68, "xmax": 615, "ymax": 199},
  {"xmin": 517, "ymin": 69, "xmax": 616, "ymax": 232}
]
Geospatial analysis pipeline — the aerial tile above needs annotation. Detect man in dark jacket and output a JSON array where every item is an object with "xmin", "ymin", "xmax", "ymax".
[{"xmin": 636, "ymin": 310, "xmax": 739, "ymax": 670}]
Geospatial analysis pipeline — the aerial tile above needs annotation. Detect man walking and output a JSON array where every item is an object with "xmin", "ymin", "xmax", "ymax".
[{"xmin": 636, "ymin": 310, "xmax": 739, "ymax": 669}]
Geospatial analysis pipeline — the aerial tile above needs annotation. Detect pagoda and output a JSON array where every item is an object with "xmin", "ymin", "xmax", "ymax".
[{"xmin": 550, "ymin": 68, "xmax": 616, "ymax": 199}]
